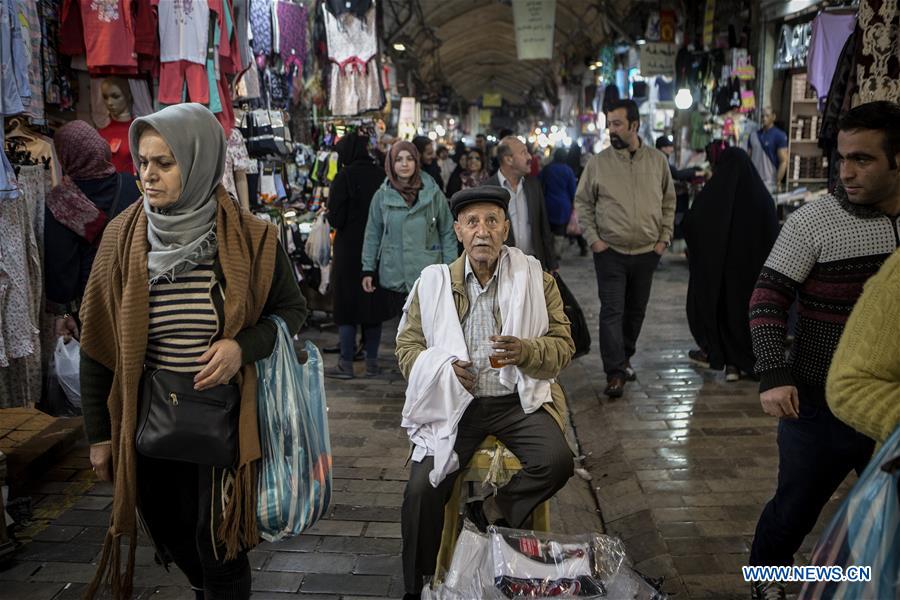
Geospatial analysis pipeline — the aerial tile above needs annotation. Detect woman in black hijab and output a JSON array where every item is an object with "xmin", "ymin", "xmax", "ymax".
[
  {"xmin": 682, "ymin": 147, "xmax": 779, "ymax": 381},
  {"xmin": 325, "ymin": 132, "xmax": 391, "ymax": 378},
  {"xmin": 566, "ymin": 142, "xmax": 583, "ymax": 179}
]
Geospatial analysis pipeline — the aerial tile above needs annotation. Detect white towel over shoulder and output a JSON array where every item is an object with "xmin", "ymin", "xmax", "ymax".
[
  {"xmin": 399, "ymin": 265, "xmax": 474, "ymax": 487},
  {"xmin": 497, "ymin": 247, "xmax": 552, "ymax": 413}
]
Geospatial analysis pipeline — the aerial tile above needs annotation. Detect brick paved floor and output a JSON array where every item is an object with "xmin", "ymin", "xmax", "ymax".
[
  {"xmin": 0, "ymin": 247, "xmax": 856, "ymax": 599},
  {"xmin": 559, "ymin": 249, "xmax": 853, "ymax": 600}
]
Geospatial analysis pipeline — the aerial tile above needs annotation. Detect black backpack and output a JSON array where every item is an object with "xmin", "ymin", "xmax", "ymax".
[{"xmin": 552, "ymin": 273, "xmax": 591, "ymax": 359}]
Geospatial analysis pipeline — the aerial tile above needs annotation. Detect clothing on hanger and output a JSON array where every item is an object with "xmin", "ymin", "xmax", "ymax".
[
  {"xmin": 1, "ymin": 0, "xmax": 30, "ymax": 117},
  {"xmin": 59, "ymin": 0, "xmax": 139, "ymax": 71},
  {"xmin": 807, "ymin": 12, "xmax": 856, "ymax": 106},
  {"xmin": 323, "ymin": 5, "xmax": 383, "ymax": 116},
  {"xmin": 324, "ymin": 0, "xmax": 372, "ymax": 19}
]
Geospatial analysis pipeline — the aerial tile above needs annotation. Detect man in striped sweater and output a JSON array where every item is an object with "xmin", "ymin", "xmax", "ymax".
[{"xmin": 747, "ymin": 102, "xmax": 900, "ymax": 600}]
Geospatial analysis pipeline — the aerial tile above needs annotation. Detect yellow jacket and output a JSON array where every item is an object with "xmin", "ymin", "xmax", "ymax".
[
  {"xmin": 827, "ymin": 247, "xmax": 900, "ymax": 443},
  {"xmin": 395, "ymin": 254, "xmax": 575, "ymax": 430}
]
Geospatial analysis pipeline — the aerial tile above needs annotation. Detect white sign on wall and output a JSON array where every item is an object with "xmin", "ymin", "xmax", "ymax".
[
  {"xmin": 512, "ymin": 0, "xmax": 556, "ymax": 61},
  {"xmin": 639, "ymin": 43, "xmax": 678, "ymax": 77}
]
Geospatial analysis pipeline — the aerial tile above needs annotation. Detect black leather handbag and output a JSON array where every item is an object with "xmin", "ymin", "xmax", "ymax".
[{"xmin": 136, "ymin": 369, "xmax": 240, "ymax": 468}]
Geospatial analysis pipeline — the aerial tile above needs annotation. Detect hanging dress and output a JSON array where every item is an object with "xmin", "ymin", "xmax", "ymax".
[{"xmin": 322, "ymin": 5, "xmax": 383, "ymax": 116}]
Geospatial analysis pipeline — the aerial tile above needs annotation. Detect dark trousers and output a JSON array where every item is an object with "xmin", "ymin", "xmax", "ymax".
[
  {"xmin": 401, "ymin": 394, "xmax": 574, "ymax": 593},
  {"xmin": 338, "ymin": 323, "xmax": 383, "ymax": 363},
  {"xmin": 137, "ymin": 454, "xmax": 251, "ymax": 599},
  {"xmin": 749, "ymin": 384, "xmax": 874, "ymax": 566},
  {"xmin": 592, "ymin": 249, "xmax": 661, "ymax": 378}
]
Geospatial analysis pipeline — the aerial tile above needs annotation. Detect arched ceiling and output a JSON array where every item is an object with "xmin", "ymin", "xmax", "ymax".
[{"xmin": 383, "ymin": 0, "xmax": 637, "ymax": 106}]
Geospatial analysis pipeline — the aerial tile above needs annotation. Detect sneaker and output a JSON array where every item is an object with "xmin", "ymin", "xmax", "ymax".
[
  {"xmin": 688, "ymin": 349, "xmax": 711, "ymax": 369},
  {"xmin": 725, "ymin": 365, "xmax": 740, "ymax": 382},
  {"xmin": 624, "ymin": 362, "xmax": 637, "ymax": 381},
  {"xmin": 365, "ymin": 365, "xmax": 382, "ymax": 378},
  {"xmin": 750, "ymin": 581, "xmax": 786, "ymax": 600}
]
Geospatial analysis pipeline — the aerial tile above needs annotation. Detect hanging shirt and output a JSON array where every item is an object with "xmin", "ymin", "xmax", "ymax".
[
  {"xmin": 498, "ymin": 170, "xmax": 535, "ymax": 258},
  {"xmin": 1, "ymin": 0, "xmax": 30, "ymax": 116},
  {"xmin": 231, "ymin": 0, "xmax": 251, "ymax": 68},
  {"xmin": 807, "ymin": 12, "xmax": 856, "ymax": 106},
  {"xmin": 249, "ymin": 0, "xmax": 272, "ymax": 56},
  {"xmin": 17, "ymin": 0, "xmax": 44, "ymax": 120},
  {"xmin": 223, "ymin": 128, "xmax": 256, "ymax": 202},
  {"xmin": 155, "ymin": 0, "xmax": 210, "ymax": 64},
  {"xmin": 63, "ymin": 0, "xmax": 138, "ymax": 69}
]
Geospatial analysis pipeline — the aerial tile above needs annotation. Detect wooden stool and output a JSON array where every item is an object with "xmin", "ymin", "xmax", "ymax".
[{"xmin": 433, "ymin": 436, "xmax": 550, "ymax": 580}]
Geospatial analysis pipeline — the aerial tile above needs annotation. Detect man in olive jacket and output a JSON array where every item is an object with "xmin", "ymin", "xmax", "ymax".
[
  {"xmin": 395, "ymin": 186, "xmax": 575, "ymax": 599},
  {"xmin": 574, "ymin": 99, "xmax": 676, "ymax": 398}
]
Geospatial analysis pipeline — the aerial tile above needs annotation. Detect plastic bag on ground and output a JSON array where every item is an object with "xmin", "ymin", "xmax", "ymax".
[
  {"xmin": 424, "ymin": 520, "xmax": 629, "ymax": 599},
  {"xmin": 54, "ymin": 337, "xmax": 81, "ymax": 407},
  {"xmin": 255, "ymin": 315, "xmax": 332, "ymax": 542}
]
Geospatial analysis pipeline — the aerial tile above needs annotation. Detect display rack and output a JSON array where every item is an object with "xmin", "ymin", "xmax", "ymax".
[{"xmin": 787, "ymin": 73, "xmax": 828, "ymax": 189}]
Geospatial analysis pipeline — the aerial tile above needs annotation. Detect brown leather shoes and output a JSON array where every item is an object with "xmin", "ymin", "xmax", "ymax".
[{"xmin": 604, "ymin": 374, "xmax": 626, "ymax": 398}]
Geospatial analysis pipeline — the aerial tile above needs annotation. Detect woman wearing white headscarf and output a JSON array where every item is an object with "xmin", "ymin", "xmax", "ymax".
[{"xmin": 79, "ymin": 104, "xmax": 307, "ymax": 599}]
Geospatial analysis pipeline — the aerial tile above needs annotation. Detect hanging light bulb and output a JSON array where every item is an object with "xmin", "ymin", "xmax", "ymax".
[{"xmin": 674, "ymin": 88, "xmax": 693, "ymax": 110}]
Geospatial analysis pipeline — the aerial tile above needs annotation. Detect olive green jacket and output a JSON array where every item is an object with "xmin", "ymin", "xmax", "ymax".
[{"xmin": 395, "ymin": 253, "xmax": 575, "ymax": 429}]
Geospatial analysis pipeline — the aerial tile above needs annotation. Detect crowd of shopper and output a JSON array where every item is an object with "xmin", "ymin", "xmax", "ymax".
[{"xmin": 65, "ymin": 95, "xmax": 900, "ymax": 600}]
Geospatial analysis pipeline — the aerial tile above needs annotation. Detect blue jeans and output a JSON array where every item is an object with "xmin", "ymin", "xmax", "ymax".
[
  {"xmin": 749, "ymin": 383, "xmax": 874, "ymax": 566},
  {"xmin": 339, "ymin": 323, "xmax": 383, "ymax": 363}
]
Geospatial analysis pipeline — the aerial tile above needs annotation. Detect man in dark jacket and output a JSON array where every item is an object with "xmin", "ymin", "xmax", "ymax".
[
  {"xmin": 540, "ymin": 148, "xmax": 585, "ymax": 257},
  {"xmin": 486, "ymin": 136, "xmax": 557, "ymax": 271}
]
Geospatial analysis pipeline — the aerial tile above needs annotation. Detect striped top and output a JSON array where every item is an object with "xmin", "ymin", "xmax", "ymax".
[{"xmin": 145, "ymin": 260, "xmax": 222, "ymax": 374}]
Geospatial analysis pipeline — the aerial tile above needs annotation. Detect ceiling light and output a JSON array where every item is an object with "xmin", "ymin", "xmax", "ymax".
[
  {"xmin": 393, "ymin": 42, "xmax": 406, "ymax": 52},
  {"xmin": 588, "ymin": 63, "xmax": 598, "ymax": 71},
  {"xmin": 674, "ymin": 88, "xmax": 693, "ymax": 110},
  {"xmin": 636, "ymin": 38, "xmax": 647, "ymax": 46}
]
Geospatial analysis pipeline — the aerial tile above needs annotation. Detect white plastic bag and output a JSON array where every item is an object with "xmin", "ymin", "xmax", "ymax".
[
  {"xmin": 305, "ymin": 212, "xmax": 331, "ymax": 268},
  {"xmin": 54, "ymin": 337, "xmax": 81, "ymax": 407}
]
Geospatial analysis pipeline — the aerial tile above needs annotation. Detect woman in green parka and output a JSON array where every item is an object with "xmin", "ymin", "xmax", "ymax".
[{"xmin": 361, "ymin": 140, "xmax": 457, "ymax": 316}]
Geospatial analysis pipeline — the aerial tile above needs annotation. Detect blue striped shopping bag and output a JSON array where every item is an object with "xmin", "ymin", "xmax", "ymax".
[
  {"xmin": 799, "ymin": 425, "xmax": 900, "ymax": 599},
  {"xmin": 255, "ymin": 316, "xmax": 332, "ymax": 542}
]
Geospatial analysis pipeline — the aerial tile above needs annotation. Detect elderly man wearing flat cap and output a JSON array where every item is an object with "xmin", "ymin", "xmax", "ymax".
[{"xmin": 395, "ymin": 185, "xmax": 576, "ymax": 599}]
